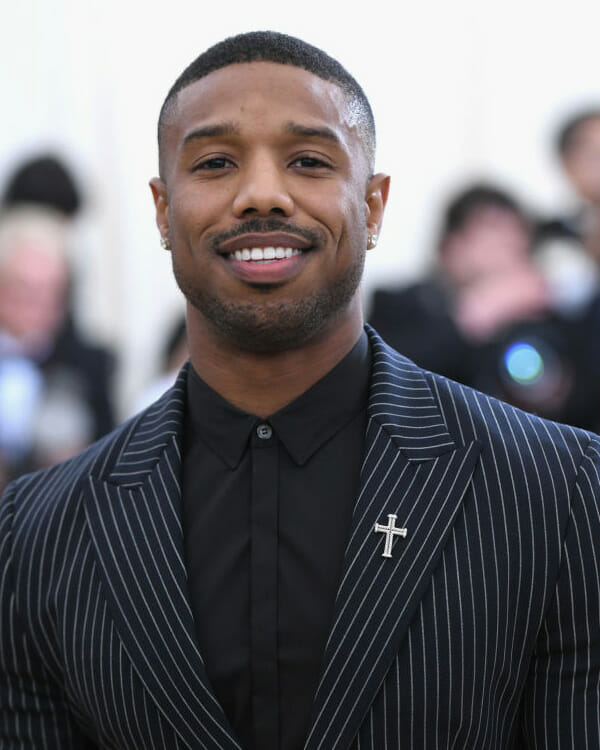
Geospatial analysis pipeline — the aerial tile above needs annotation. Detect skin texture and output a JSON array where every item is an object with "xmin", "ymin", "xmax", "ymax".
[{"xmin": 151, "ymin": 62, "xmax": 389, "ymax": 416}]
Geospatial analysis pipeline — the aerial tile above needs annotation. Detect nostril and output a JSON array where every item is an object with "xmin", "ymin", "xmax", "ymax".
[{"xmin": 241, "ymin": 206, "xmax": 286, "ymax": 217}]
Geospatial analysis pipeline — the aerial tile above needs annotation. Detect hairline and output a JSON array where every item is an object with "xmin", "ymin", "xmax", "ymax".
[{"xmin": 157, "ymin": 60, "xmax": 376, "ymax": 179}]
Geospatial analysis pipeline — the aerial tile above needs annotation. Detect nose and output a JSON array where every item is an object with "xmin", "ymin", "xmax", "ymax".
[{"xmin": 232, "ymin": 154, "xmax": 294, "ymax": 218}]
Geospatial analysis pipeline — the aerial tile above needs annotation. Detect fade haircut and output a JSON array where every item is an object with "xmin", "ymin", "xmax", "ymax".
[
  {"xmin": 556, "ymin": 108, "xmax": 600, "ymax": 157},
  {"xmin": 157, "ymin": 31, "xmax": 376, "ymax": 177}
]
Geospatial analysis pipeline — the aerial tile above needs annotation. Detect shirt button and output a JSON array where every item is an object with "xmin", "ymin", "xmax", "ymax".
[{"xmin": 256, "ymin": 423, "xmax": 272, "ymax": 440}]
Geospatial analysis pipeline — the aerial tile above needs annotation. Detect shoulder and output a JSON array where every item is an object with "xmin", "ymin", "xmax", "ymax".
[
  {"xmin": 369, "ymin": 325, "xmax": 596, "ymax": 470},
  {"xmin": 424, "ymin": 362, "xmax": 597, "ymax": 471},
  {"xmin": 0, "ymin": 413, "xmax": 139, "ymax": 525},
  {"xmin": 0, "ymin": 369, "xmax": 183, "ymax": 522}
]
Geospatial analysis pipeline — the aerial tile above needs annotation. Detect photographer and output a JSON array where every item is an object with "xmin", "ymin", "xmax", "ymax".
[{"xmin": 369, "ymin": 183, "xmax": 600, "ymax": 429}]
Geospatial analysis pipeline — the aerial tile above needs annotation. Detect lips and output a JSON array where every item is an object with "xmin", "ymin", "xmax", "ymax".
[
  {"xmin": 217, "ymin": 232, "xmax": 313, "ymax": 257},
  {"xmin": 216, "ymin": 234, "xmax": 313, "ymax": 285}
]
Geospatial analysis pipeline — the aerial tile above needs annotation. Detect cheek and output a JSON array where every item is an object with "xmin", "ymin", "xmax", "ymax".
[
  {"xmin": 336, "ymin": 188, "xmax": 369, "ymax": 247},
  {"xmin": 307, "ymin": 182, "xmax": 367, "ymax": 241},
  {"xmin": 169, "ymin": 184, "xmax": 230, "ymax": 239}
]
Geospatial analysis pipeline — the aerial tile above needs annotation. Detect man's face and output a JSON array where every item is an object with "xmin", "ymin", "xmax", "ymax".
[
  {"xmin": 563, "ymin": 117, "xmax": 600, "ymax": 205},
  {"xmin": 151, "ymin": 62, "xmax": 388, "ymax": 353}
]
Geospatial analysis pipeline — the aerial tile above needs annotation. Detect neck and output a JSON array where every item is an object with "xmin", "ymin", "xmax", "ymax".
[{"xmin": 187, "ymin": 303, "xmax": 364, "ymax": 418}]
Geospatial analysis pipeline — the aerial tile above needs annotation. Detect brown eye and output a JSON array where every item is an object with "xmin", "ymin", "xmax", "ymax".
[
  {"xmin": 195, "ymin": 157, "xmax": 234, "ymax": 170},
  {"xmin": 290, "ymin": 156, "xmax": 331, "ymax": 169}
]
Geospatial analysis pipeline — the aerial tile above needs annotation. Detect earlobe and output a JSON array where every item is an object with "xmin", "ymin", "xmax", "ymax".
[
  {"xmin": 149, "ymin": 177, "xmax": 170, "ymax": 239},
  {"xmin": 365, "ymin": 172, "xmax": 390, "ymax": 244}
]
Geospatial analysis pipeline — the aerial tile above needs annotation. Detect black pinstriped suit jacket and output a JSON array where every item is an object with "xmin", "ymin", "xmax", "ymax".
[{"xmin": 1, "ymin": 327, "xmax": 600, "ymax": 749}]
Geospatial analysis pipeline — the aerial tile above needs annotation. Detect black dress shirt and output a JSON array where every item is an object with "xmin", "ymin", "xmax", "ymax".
[{"xmin": 182, "ymin": 332, "xmax": 370, "ymax": 750}]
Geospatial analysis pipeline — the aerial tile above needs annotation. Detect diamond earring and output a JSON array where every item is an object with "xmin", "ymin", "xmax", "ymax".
[{"xmin": 367, "ymin": 233, "xmax": 378, "ymax": 249}]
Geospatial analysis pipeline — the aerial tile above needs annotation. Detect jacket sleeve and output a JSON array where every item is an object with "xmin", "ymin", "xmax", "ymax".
[
  {"xmin": 0, "ymin": 483, "xmax": 97, "ymax": 749},
  {"xmin": 519, "ymin": 435, "xmax": 600, "ymax": 747}
]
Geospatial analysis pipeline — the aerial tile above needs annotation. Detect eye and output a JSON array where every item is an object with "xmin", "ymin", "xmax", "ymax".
[
  {"xmin": 193, "ymin": 156, "xmax": 235, "ymax": 171},
  {"xmin": 289, "ymin": 155, "xmax": 332, "ymax": 170}
]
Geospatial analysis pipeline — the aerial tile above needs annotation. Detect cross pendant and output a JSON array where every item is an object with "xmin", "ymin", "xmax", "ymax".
[{"xmin": 374, "ymin": 513, "xmax": 407, "ymax": 558}]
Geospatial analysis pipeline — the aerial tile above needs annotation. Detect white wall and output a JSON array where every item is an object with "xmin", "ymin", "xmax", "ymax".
[{"xmin": 2, "ymin": 0, "xmax": 599, "ymax": 415}]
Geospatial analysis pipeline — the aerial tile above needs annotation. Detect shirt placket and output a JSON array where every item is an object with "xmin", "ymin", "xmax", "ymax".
[{"xmin": 250, "ymin": 421, "xmax": 279, "ymax": 749}]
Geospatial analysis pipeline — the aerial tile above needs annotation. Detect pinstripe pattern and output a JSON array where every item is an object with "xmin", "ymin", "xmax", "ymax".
[{"xmin": 1, "ymin": 326, "xmax": 600, "ymax": 748}]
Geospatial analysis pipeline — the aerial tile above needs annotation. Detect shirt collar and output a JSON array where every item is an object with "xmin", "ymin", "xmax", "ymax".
[{"xmin": 185, "ymin": 331, "xmax": 371, "ymax": 468}]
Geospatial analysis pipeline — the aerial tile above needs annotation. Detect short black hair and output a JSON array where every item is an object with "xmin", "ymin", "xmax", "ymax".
[
  {"xmin": 441, "ymin": 183, "xmax": 528, "ymax": 238},
  {"xmin": 556, "ymin": 108, "xmax": 600, "ymax": 157},
  {"xmin": 157, "ymin": 31, "xmax": 375, "ymax": 176},
  {"xmin": 2, "ymin": 154, "xmax": 81, "ymax": 217}
]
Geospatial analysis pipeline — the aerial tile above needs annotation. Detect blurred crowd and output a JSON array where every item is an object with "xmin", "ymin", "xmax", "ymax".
[
  {"xmin": 2, "ymin": 108, "xmax": 600, "ymax": 489},
  {"xmin": 370, "ymin": 108, "xmax": 600, "ymax": 432},
  {"xmin": 0, "ymin": 153, "xmax": 190, "ymax": 492},
  {"xmin": 0, "ymin": 156, "xmax": 118, "ymax": 490}
]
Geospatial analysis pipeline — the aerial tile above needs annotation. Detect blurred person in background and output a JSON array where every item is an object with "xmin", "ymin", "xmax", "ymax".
[
  {"xmin": 539, "ymin": 109, "xmax": 600, "ymax": 254},
  {"xmin": 0, "ymin": 156, "xmax": 116, "ymax": 488},
  {"xmin": 369, "ymin": 183, "xmax": 600, "ymax": 429},
  {"xmin": 3, "ymin": 153, "xmax": 82, "ymax": 218},
  {"xmin": 535, "ymin": 109, "xmax": 600, "ymax": 313}
]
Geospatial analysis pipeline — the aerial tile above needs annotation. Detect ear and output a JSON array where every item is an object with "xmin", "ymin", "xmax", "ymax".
[
  {"xmin": 149, "ymin": 177, "xmax": 169, "ymax": 239},
  {"xmin": 365, "ymin": 172, "xmax": 391, "ymax": 238}
]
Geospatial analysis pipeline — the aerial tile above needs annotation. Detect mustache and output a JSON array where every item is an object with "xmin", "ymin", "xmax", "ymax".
[{"xmin": 208, "ymin": 218, "xmax": 326, "ymax": 251}]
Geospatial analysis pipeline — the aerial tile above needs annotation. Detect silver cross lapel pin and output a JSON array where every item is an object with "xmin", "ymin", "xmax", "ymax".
[{"xmin": 374, "ymin": 513, "xmax": 407, "ymax": 558}]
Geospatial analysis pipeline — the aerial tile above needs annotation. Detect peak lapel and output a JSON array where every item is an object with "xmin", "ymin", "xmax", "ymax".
[
  {"xmin": 305, "ymin": 332, "xmax": 481, "ymax": 750},
  {"xmin": 85, "ymin": 368, "xmax": 241, "ymax": 750}
]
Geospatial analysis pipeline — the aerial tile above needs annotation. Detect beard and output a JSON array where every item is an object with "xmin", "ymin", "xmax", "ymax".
[{"xmin": 172, "ymin": 248, "xmax": 365, "ymax": 354}]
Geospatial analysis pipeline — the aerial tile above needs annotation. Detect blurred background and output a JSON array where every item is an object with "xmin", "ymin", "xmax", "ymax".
[{"xmin": 1, "ymin": 0, "xmax": 600, "ymax": 483}]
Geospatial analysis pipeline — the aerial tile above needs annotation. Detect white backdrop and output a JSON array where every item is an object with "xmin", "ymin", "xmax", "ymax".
[{"xmin": 2, "ymin": 0, "xmax": 599, "ymax": 415}]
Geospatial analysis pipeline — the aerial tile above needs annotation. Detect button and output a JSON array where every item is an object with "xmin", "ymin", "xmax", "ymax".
[{"xmin": 256, "ymin": 423, "xmax": 272, "ymax": 440}]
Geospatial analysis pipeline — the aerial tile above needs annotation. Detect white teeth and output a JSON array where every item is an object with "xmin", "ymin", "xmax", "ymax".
[{"xmin": 229, "ymin": 246, "xmax": 304, "ymax": 261}]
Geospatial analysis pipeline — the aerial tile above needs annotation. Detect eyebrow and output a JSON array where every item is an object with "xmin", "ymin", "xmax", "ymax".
[
  {"xmin": 284, "ymin": 122, "xmax": 342, "ymax": 145},
  {"xmin": 182, "ymin": 122, "xmax": 241, "ymax": 146}
]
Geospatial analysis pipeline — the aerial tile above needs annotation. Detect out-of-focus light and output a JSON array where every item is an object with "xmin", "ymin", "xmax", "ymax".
[{"xmin": 504, "ymin": 342, "xmax": 544, "ymax": 385}]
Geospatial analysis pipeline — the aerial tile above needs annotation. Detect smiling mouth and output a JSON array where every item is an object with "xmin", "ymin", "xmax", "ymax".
[{"xmin": 227, "ymin": 246, "xmax": 306, "ymax": 263}]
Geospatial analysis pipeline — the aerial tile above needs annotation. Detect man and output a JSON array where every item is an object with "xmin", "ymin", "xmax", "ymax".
[{"xmin": 1, "ymin": 31, "xmax": 599, "ymax": 750}]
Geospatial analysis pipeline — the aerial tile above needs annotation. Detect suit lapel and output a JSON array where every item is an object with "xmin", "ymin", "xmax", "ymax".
[
  {"xmin": 85, "ymin": 367, "xmax": 242, "ymax": 750},
  {"xmin": 305, "ymin": 331, "xmax": 481, "ymax": 750}
]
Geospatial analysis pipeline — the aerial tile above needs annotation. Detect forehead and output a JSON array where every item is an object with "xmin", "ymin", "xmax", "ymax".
[{"xmin": 162, "ymin": 62, "xmax": 361, "ymax": 160}]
